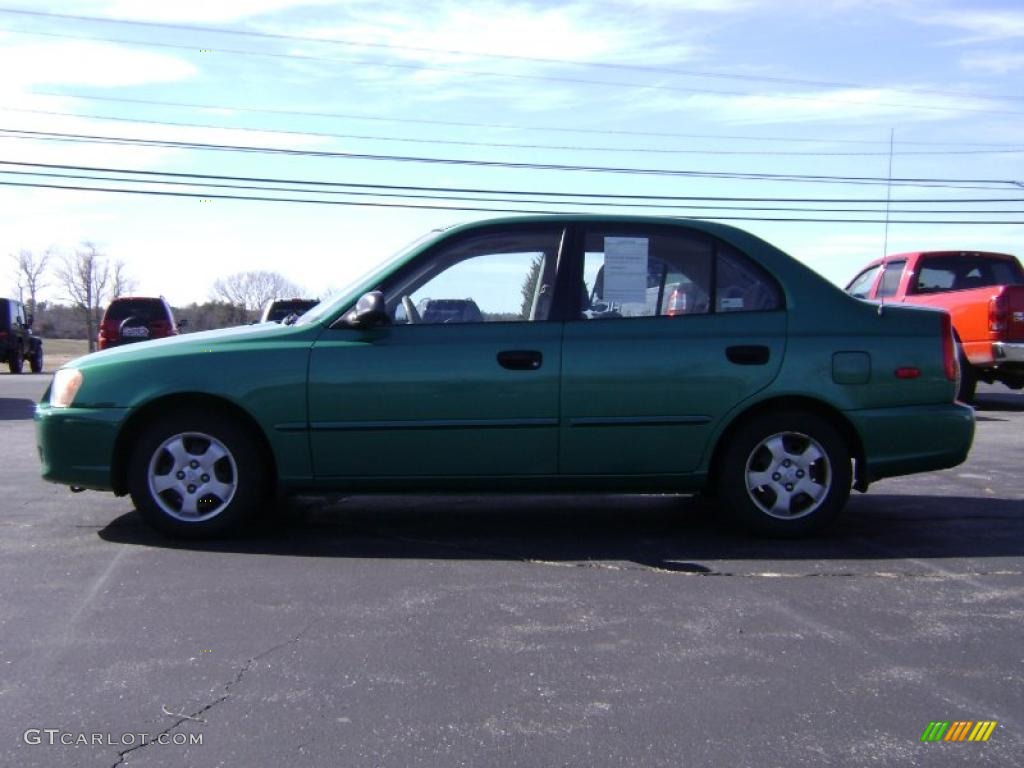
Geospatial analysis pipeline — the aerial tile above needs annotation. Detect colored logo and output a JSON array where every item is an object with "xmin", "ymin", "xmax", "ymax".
[{"xmin": 921, "ymin": 721, "xmax": 997, "ymax": 742}]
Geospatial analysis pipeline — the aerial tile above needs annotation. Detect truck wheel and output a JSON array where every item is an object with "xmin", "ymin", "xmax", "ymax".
[
  {"xmin": 957, "ymin": 350, "xmax": 977, "ymax": 403},
  {"xmin": 128, "ymin": 408, "xmax": 269, "ymax": 538},
  {"xmin": 8, "ymin": 347, "xmax": 23, "ymax": 374},
  {"xmin": 717, "ymin": 410, "xmax": 851, "ymax": 537},
  {"xmin": 29, "ymin": 346, "xmax": 43, "ymax": 374}
]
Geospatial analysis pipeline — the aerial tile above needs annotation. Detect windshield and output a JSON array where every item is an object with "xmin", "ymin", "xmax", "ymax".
[{"xmin": 295, "ymin": 228, "xmax": 445, "ymax": 326}]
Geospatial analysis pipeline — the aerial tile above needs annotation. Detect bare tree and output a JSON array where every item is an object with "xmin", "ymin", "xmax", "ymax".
[
  {"xmin": 212, "ymin": 270, "xmax": 302, "ymax": 321},
  {"xmin": 11, "ymin": 248, "xmax": 52, "ymax": 317},
  {"xmin": 56, "ymin": 243, "xmax": 110, "ymax": 351},
  {"xmin": 109, "ymin": 259, "xmax": 137, "ymax": 299}
]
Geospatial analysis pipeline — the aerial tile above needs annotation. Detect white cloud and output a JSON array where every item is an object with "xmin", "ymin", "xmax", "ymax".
[
  {"xmin": 279, "ymin": 1, "xmax": 703, "ymax": 111},
  {"xmin": 84, "ymin": 0, "xmax": 342, "ymax": 24},
  {"xmin": 960, "ymin": 51, "xmax": 1024, "ymax": 74},
  {"xmin": 0, "ymin": 41, "xmax": 196, "ymax": 90},
  {"xmin": 612, "ymin": 0, "xmax": 755, "ymax": 9},
  {"xmin": 925, "ymin": 9, "xmax": 1024, "ymax": 42},
  {"xmin": 633, "ymin": 86, "xmax": 999, "ymax": 125},
  {"xmin": 302, "ymin": 2, "xmax": 697, "ymax": 68}
]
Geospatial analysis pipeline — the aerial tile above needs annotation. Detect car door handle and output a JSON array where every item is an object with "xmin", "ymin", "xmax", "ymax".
[
  {"xmin": 726, "ymin": 345, "xmax": 770, "ymax": 365},
  {"xmin": 497, "ymin": 350, "xmax": 543, "ymax": 370}
]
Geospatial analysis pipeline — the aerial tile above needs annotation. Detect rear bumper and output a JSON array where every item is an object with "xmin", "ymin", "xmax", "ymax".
[
  {"xmin": 35, "ymin": 404, "xmax": 128, "ymax": 491},
  {"xmin": 993, "ymin": 341, "xmax": 1024, "ymax": 363},
  {"xmin": 847, "ymin": 402, "xmax": 975, "ymax": 484}
]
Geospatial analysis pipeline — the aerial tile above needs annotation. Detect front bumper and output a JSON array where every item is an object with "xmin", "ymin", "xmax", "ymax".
[
  {"xmin": 35, "ymin": 404, "xmax": 129, "ymax": 491},
  {"xmin": 847, "ymin": 402, "xmax": 975, "ymax": 484}
]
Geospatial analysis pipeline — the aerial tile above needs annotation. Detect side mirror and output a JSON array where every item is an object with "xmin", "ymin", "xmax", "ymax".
[{"xmin": 341, "ymin": 291, "xmax": 389, "ymax": 328}]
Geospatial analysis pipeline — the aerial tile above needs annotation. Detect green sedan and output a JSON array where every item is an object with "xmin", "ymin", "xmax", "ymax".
[{"xmin": 36, "ymin": 215, "xmax": 974, "ymax": 538}]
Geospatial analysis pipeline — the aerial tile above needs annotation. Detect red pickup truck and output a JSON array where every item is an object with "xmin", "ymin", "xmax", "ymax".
[{"xmin": 847, "ymin": 250, "xmax": 1024, "ymax": 401}]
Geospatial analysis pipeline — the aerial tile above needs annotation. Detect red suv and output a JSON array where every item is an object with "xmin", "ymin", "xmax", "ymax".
[{"xmin": 98, "ymin": 296, "xmax": 179, "ymax": 350}]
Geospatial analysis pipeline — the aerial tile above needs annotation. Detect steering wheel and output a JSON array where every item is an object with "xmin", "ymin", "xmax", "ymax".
[{"xmin": 401, "ymin": 295, "xmax": 421, "ymax": 324}]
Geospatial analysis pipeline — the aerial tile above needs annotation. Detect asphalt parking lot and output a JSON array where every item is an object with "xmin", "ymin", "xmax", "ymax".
[{"xmin": 1, "ymin": 373, "xmax": 1021, "ymax": 767}]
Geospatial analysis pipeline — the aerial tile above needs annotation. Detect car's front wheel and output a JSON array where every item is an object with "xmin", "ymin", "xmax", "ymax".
[
  {"xmin": 29, "ymin": 346, "xmax": 43, "ymax": 373},
  {"xmin": 128, "ymin": 409, "xmax": 268, "ymax": 537},
  {"xmin": 717, "ymin": 410, "xmax": 851, "ymax": 537}
]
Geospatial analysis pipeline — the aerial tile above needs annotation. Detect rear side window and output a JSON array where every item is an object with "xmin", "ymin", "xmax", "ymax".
[
  {"xmin": 877, "ymin": 261, "xmax": 905, "ymax": 298},
  {"xmin": 579, "ymin": 227, "xmax": 781, "ymax": 319},
  {"xmin": 104, "ymin": 299, "xmax": 168, "ymax": 323},
  {"xmin": 913, "ymin": 254, "xmax": 1024, "ymax": 293},
  {"xmin": 715, "ymin": 245, "xmax": 782, "ymax": 313}
]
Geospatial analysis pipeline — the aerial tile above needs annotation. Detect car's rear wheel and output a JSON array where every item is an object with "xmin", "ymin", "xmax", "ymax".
[
  {"xmin": 717, "ymin": 410, "xmax": 851, "ymax": 537},
  {"xmin": 8, "ymin": 347, "xmax": 23, "ymax": 374},
  {"xmin": 128, "ymin": 409, "xmax": 268, "ymax": 537},
  {"xmin": 957, "ymin": 356, "xmax": 977, "ymax": 403},
  {"xmin": 29, "ymin": 346, "xmax": 43, "ymax": 373}
]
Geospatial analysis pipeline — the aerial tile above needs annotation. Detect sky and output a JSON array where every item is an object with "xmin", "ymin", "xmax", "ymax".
[{"xmin": 0, "ymin": 0, "xmax": 1022, "ymax": 307}]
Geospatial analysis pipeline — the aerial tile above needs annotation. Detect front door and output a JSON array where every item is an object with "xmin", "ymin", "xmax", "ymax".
[{"xmin": 308, "ymin": 224, "xmax": 566, "ymax": 479}]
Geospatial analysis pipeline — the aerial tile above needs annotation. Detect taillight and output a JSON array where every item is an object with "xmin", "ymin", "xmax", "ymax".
[
  {"xmin": 989, "ymin": 294, "xmax": 1007, "ymax": 332},
  {"xmin": 940, "ymin": 313, "xmax": 957, "ymax": 382}
]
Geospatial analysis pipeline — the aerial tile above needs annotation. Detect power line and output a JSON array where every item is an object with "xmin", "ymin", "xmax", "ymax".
[
  {"xmin": 3, "ymin": 177, "xmax": 1020, "ymax": 224},
  {"xmin": 3, "ymin": 128, "xmax": 1021, "ymax": 190},
  {"xmin": 6, "ymin": 106, "xmax": 1024, "ymax": 158},
  {"xmin": 4, "ymin": 167, "xmax": 1019, "ymax": 216},
  {"xmin": 2, "ymin": 8, "xmax": 1017, "ymax": 106},
  {"xmin": 3, "ymin": 159, "xmax": 1021, "ymax": 204},
  {"xmin": 29, "ymin": 90, "xmax": 1024, "ymax": 150}
]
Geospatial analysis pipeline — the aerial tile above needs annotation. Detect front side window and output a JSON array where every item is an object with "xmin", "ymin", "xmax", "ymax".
[
  {"xmin": 386, "ymin": 228, "xmax": 563, "ymax": 324},
  {"xmin": 579, "ymin": 228, "xmax": 780, "ymax": 319},
  {"xmin": 846, "ymin": 265, "xmax": 881, "ymax": 299}
]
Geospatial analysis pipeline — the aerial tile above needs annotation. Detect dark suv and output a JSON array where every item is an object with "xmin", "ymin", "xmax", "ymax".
[
  {"xmin": 0, "ymin": 298, "xmax": 43, "ymax": 374},
  {"xmin": 98, "ymin": 297, "xmax": 179, "ymax": 350}
]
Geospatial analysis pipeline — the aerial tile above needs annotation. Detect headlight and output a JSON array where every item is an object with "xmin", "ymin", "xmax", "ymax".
[{"xmin": 50, "ymin": 369, "xmax": 83, "ymax": 408}]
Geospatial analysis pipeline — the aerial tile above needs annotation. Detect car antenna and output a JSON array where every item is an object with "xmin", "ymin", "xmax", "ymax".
[{"xmin": 879, "ymin": 127, "xmax": 894, "ymax": 316}]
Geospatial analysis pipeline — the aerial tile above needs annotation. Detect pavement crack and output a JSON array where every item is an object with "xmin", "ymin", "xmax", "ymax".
[{"xmin": 111, "ymin": 621, "xmax": 319, "ymax": 767}]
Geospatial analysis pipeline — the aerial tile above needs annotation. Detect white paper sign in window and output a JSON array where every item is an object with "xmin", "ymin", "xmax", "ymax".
[{"xmin": 603, "ymin": 237, "xmax": 648, "ymax": 305}]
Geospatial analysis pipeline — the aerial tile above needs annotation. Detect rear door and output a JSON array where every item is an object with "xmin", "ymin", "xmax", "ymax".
[{"xmin": 559, "ymin": 223, "xmax": 787, "ymax": 476}]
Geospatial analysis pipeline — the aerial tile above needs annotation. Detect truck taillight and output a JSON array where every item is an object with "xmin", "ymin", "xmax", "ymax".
[
  {"xmin": 941, "ymin": 313, "xmax": 957, "ymax": 382},
  {"xmin": 989, "ymin": 294, "xmax": 1007, "ymax": 332}
]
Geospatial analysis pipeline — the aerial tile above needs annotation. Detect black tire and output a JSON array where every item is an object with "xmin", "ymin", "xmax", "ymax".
[
  {"xmin": 957, "ymin": 358, "xmax": 977, "ymax": 403},
  {"xmin": 29, "ymin": 345, "xmax": 43, "ymax": 374},
  {"xmin": 128, "ymin": 408, "xmax": 269, "ymax": 537},
  {"xmin": 717, "ymin": 410, "xmax": 852, "ymax": 537},
  {"xmin": 8, "ymin": 347, "xmax": 24, "ymax": 374}
]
